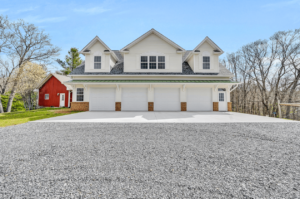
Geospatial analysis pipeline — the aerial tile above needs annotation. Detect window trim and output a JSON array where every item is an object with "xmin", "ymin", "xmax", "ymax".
[
  {"xmin": 45, "ymin": 94, "xmax": 49, "ymax": 100},
  {"xmin": 76, "ymin": 88, "xmax": 84, "ymax": 102},
  {"xmin": 203, "ymin": 56, "xmax": 210, "ymax": 69},
  {"xmin": 140, "ymin": 55, "xmax": 165, "ymax": 70},
  {"xmin": 94, "ymin": 56, "xmax": 101, "ymax": 69}
]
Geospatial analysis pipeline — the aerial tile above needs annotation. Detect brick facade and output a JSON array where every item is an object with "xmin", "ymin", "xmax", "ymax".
[
  {"xmin": 213, "ymin": 102, "xmax": 219, "ymax": 111},
  {"xmin": 227, "ymin": 102, "xmax": 232, "ymax": 111},
  {"xmin": 71, "ymin": 102, "xmax": 89, "ymax": 111},
  {"xmin": 115, "ymin": 102, "xmax": 121, "ymax": 111},
  {"xmin": 181, "ymin": 102, "xmax": 187, "ymax": 111},
  {"xmin": 148, "ymin": 102, "xmax": 154, "ymax": 111}
]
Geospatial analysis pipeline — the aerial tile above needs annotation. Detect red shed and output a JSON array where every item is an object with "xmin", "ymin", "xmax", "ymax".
[{"xmin": 36, "ymin": 73, "xmax": 72, "ymax": 107}]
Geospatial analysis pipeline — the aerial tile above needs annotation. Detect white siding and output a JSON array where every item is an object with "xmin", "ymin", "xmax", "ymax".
[
  {"xmin": 84, "ymin": 41, "xmax": 110, "ymax": 73},
  {"xmin": 123, "ymin": 33, "xmax": 182, "ymax": 73}
]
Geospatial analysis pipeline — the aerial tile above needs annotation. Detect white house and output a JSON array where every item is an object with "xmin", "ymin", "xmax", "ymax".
[{"xmin": 65, "ymin": 29, "xmax": 239, "ymax": 112}]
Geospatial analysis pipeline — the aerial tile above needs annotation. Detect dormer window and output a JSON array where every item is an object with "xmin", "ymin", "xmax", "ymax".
[
  {"xmin": 140, "ymin": 56, "xmax": 165, "ymax": 70},
  {"xmin": 203, "ymin": 56, "xmax": 210, "ymax": 69},
  {"xmin": 94, "ymin": 56, "xmax": 101, "ymax": 69}
]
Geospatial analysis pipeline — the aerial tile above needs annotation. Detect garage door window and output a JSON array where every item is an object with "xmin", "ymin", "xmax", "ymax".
[{"xmin": 77, "ymin": 88, "xmax": 84, "ymax": 101}]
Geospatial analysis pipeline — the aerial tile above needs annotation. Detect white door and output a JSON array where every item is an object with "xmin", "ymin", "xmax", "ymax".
[
  {"xmin": 154, "ymin": 88, "xmax": 180, "ymax": 111},
  {"xmin": 60, "ymin": 93, "xmax": 65, "ymax": 107},
  {"xmin": 90, "ymin": 88, "xmax": 115, "ymax": 111},
  {"xmin": 219, "ymin": 92, "xmax": 227, "ymax": 111},
  {"xmin": 187, "ymin": 87, "xmax": 212, "ymax": 111},
  {"xmin": 122, "ymin": 88, "xmax": 148, "ymax": 111}
]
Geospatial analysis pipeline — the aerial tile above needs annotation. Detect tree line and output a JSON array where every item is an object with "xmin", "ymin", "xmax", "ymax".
[
  {"xmin": 222, "ymin": 29, "xmax": 300, "ymax": 119},
  {"xmin": 0, "ymin": 15, "xmax": 83, "ymax": 113}
]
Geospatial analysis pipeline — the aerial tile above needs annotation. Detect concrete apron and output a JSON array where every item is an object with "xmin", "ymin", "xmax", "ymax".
[{"xmin": 33, "ymin": 111, "xmax": 298, "ymax": 123}]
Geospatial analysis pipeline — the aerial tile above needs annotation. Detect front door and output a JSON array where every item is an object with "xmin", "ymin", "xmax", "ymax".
[
  {"xmin": 218, "ymin": 92, "xmax": 227, "ymax": 111},
  {"xmin": 60, "ymin": 93, "xmax": 65, "ymax": 107}
]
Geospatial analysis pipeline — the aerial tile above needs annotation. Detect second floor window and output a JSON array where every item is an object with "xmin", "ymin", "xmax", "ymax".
[
  {"xmin": 77, "ymin": 88, "xmax": 84, "ymax": 101},
  {"xmin": 203, "ymin": 56, "xmax": 210, "ymax": 69},
  {"xmin": 149, "ymin": 56, "xmax": 156, "ymax": 69},
  {"xmin": 94, "ymin": 56, "xmax": 101, "ymax": 69},
  {"xmin": 158, "ymin": 56, "xmax": 165, "ymax": 69},
  {"xmin": 140, "ymin": 56, "xmax": 165, "ymax": 70},
  {"xmin": 141, "ymin": 56, "xmax": 148, "ymax": 69}
]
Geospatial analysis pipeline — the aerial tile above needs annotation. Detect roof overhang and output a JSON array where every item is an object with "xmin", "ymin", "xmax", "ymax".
[
  {"xmin": 35, "ymin": 73, "xmax": 73, "ymax": 90},
  {"xmin": 120, "ymin": 29, "xmax": 186, "ymax": 54},
  {"xmin": 184, "ymin": 36, "xmax": 224, "ymax": 62},
  {"xmin": 64, "ymin": 80, "xmax": 240, "ymax": 85},
  {"xmin": 68, "ymin": 74, "xmax": 234, "ymax": 78},
  {"xmin": 79, "ymin": 36, "xmax": 119, "ymax": 61}
]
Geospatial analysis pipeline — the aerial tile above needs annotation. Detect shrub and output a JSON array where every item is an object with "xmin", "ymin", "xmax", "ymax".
[{"xmin": 1, "ymin": 93, "xmax": 26, "ymax": 112}]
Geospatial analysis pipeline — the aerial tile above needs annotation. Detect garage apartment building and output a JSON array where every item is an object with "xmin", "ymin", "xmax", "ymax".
[{"xmin": 65, "ymin": 29, "xmax": 239, "ymax": 112}]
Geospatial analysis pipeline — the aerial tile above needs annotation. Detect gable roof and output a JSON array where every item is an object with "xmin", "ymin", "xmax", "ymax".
[
  {"xmin": 79, "ymin": 36, "xmax": 119, "ymax": 61},
  {"xmin": 35, "ymin": 73, "xmax": 72, "ymax": 90},
  {"xmin": 120, "ymin": 29, "xmax": 186, "ymax": 53},
  {"xmin": 69, "ymin": 51, "xmax": 233, "ymax": 77},
  {"xmin": 183, "ymin": 36, "xmax": 224, "ymax": 62}
]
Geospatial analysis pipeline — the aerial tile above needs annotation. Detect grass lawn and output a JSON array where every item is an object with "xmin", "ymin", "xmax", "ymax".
[{"xmin": 0, "ymin": 108, "xmax": 80, "ymax": 127}]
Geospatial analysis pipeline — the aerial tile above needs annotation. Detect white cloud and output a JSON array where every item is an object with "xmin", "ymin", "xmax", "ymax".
[
  {"xmin": 73, "ymin": 7, "xmax": 109, "ymax": 15},
  {"xmin": 262, "ymin": 0, "xmax": 300, "ymax": 8},
  {"xmin": 16, "ymin": 6, "xmax": 39, "ymax": 14},
  {"xmin": 0, "ymin": 9, "xmax": 9, "ymax": 13},
  {"xmin": 23, "ymin": 16, "xmax": 67, "ymax": 24}
]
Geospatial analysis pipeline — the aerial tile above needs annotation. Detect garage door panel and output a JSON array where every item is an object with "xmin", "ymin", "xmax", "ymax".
[
  {"xmin": 122, "ymin": 88, "xmax": 148, "ymax": 111},
  {"xmin": 90, "ymin": 88, "xmax": 115, "ymax": 111},
  {"xmin": 187, "ymin": 87, "xmax": 212, "ymax": 111},
  {"xmin": 154, "ymin": 88, "xmax": 180, "ymax": 111}
]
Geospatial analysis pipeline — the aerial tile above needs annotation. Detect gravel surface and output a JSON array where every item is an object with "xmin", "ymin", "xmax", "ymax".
[{"xmin": 0, "ymin": 122, "xmax": 300, "ymax": 198}]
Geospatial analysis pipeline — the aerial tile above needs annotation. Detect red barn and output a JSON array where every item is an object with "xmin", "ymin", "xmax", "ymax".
[{"xmin": 36, "ymin": 73, "xmax": 72, "ymax": 107}]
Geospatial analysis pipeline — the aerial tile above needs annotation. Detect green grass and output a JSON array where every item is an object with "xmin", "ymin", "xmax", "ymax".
[{"xmin": 0, "ymin": 108, "xmax": 80, "ymax": 127}]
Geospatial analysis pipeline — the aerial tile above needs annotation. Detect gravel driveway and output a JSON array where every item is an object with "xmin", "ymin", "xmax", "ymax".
[{"xmin": 0, "ymin": 123, "xmax": 300, "ymax": 198}]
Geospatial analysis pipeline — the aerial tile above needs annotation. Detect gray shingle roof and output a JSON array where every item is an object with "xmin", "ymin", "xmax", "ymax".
[{"xmin": 70, "ymin": 50, "xmax": 233, "ymax": 77}]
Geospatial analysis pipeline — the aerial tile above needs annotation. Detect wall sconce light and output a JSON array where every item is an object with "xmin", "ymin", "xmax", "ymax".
[{"xmin": 57, "ymin": 93, "xmax": 59, "ymax": 96}]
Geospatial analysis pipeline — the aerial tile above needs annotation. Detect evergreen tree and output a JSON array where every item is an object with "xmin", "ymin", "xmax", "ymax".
[{"xmin": 56, "ymin": 48, "xmax": 82, "ymax": 75}]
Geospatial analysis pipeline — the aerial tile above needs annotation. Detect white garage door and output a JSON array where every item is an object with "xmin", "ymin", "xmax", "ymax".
[
  {"xmin": 89, "ymin": 88, "xmax": 115, "ymax": 111},
  {"xmin": 154, "ymin": 88, "xmax": 180, "ymax": 111},
  {"xmin": 122, "ymin": 88, "xmax": 148, "ymax": 111},
  {"xmin": 187, "ymin": 87, "xmax": 212, "ymax": 111}
]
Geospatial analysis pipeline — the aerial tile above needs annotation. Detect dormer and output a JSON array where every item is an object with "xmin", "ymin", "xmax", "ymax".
[
  {"xmin": 120, "ymin": 29, "xmax": 185, "ymax": 73},
  {"xmin": 184, "ymin": 37, "xmax": 224, "ymax": 73},
  {"xmin": 80, "ymin": 36, "xmax": 119, "ymax": 73}
]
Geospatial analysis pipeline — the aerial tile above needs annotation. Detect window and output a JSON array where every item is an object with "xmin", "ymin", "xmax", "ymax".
[
  {"xmin": 218, "ymin": 88, "xmax": 226, "ymax": 91},
  {"xmin": 61, "ymin": 95, "xmax": 64, "ymax": 100},
  {"xmin": 141, "ymin": 56, "xmax": 148, "ymax": 69},
  {"xmin": 219, "ymin": 93, "xmax": 224, "ymax": 102},
  {"xmin": 45, "ymin": 94, "xmax": 49, "ymax": 100},
  {"xmin": 203, "ymin": 56, "xmax": 210, "ymax": 69},
  {"xmin": 158, "ymin": 56, "xmax": 165, "ymax": 69},
  {"xmin": 149, "ymin": 56, "xmax": 156, "ymax": 69},
  {"xmin": 77, "ymin": 88, "xmax": 84, "ymax": 102},
  {"xmin": 94, "ymin": 56, "xmax": 101, "ymax": 69},
  {"xmin": 140, "ymin": 56, "xmax": 165, "ymax": 70}
]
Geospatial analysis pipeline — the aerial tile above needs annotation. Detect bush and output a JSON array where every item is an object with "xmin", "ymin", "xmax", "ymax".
[{"xmin": 1, "ymin": 93, "xmax": 26, "ymax": 112}]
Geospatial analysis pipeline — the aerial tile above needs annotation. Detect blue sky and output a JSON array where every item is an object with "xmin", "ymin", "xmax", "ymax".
[{"xmin": 1, "ymin": 0, "xmax": 300, "ymax": 71}]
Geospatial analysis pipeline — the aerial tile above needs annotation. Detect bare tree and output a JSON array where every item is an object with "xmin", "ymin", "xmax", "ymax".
[
  {"xmin": 0, "ymin": 15, "xmax": 14, "ymax": 113},
  {"xmin": 4, "ymin": 19, "xmax": 60, "ymax": 112},
  {"xmin": 223, "ymin": 28, "xmax": 300, "ymax": 120}
]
